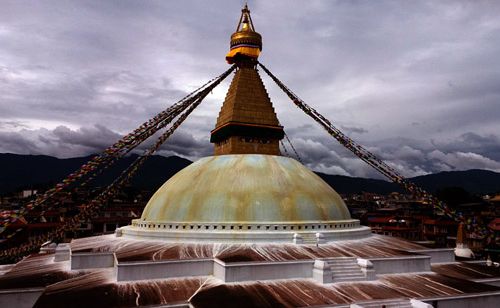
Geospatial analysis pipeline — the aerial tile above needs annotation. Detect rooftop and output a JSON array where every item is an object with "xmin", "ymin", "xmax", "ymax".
[{"xmin": 1, "ymin": 234, "xmax": 499, "ymax": 307}]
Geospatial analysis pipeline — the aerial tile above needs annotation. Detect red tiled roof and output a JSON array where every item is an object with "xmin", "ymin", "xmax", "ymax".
[
  {"xmin": 91, "ymin": 217, "xmax": 133, "ymax": 223},
  {"xmin": 367, "ymin": 216, "xmax": 395, "ymax": 224},
  {"xmin": 382, "ymin": 226, "xmax": 417, "ymax": 231},
  {"xmin": 27, "ymin": 222, "xmax": 62, "ymax": 229},
  {"xmin": 488, "ymin": 218, "xmax": 500, "ymax": 231},
  {"xmin": 489, "ymin": 195, "xmax": 500, "ymax": 202},
  {"xmin": 423, "ymin": 219, "xmax": 457, "ymax": 225}
]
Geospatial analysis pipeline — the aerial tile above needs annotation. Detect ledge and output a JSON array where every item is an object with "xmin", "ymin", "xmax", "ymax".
[
  {"xmin": 71, "ymin": 252, "xmax": 115, "ymax": 270},
  {"xmin": 213, "ymin": 258, "xmax": 314, "ymax": 282},
  {"xmin": 368, "ymin": 255, "xmax": 431, "ymax": 274},
  {"xmin": 117, "ymin": 258, "xmax": 213, "ymax": 282}
]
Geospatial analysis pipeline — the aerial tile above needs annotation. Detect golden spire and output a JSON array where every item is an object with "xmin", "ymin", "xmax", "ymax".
[
  {"xmin": 212, "ymin": 4, "xmax": 284, "ymax": 155},
  {"xmin": 226, "ymin": 4, "xmax": 262, "ymax": 64}
]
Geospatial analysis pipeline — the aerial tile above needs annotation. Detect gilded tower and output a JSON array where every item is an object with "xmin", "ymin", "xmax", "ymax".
[{"xmin": 210, "ymin": 5, "xmax": 284, "ymax": 155}]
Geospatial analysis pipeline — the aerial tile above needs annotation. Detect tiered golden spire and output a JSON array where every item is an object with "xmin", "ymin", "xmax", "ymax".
[{"xmin": 211, "ymin": 5, "xmax": 284, "ymax": 155}]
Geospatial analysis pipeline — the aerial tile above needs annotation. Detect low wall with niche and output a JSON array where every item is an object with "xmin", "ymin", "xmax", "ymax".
[
  {"xmin": 408, "ymin": 248, "xmax": 455, "ymax": 264},
  {"xmin": 71, "ymin": 252, "xmax": 115, "ymax": 270},
  {"xmin": 0, "ymin": 288, "xmax": 44, "ymax": 308},
  {"xmin": 369, "ymin": 255, "xmax": 431, "ymax": 274},
  {"xmin": 214, "ymin": 258, "xmax": 314, "ymax": 283},
  {"xmin": 117, "ymin": 258, "xmax": 213, "ymax": 281}
]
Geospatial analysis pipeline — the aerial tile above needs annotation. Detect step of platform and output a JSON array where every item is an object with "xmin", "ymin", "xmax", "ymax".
[
  {"xmin": 328, "ymin": 257, "xmax": 367, "ymax": 283},
  {"xmin": 353, "ymin": 298, "xmax": 413, "ymax": 308}
]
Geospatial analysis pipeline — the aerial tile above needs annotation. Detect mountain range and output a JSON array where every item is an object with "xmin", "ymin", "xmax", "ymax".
[{"xmin": 1, "ymin": 153, "xmax": 499, "ymax": 196}]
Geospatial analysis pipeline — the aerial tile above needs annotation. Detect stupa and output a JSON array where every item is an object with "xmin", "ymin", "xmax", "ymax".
[
  {"xmin": 1, "ymin": 5, "xmax": 500, "ymax": 308},
  {"xmin": 454, "ymin": 222, "xmax": 475, "ymax": 259},
  {"xmin": 119, "ymin": 4, "xmax": 371, "ymax": 244}
]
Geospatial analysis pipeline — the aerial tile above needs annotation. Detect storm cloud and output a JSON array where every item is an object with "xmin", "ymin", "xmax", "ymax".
[{"xmin": 1, "ymin": 1, "xmax": 500, "ymax": 178}]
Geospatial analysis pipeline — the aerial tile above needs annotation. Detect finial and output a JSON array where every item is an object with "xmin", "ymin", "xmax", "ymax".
[
  {"xmin": 226, "ymin": 4, "xmax": 262, "ymax": 64},
  {"xmin": 241, "ymin": 14, "xmax": 250, "ymax": 31},
  {"xmin": 236, "ymin": 3, "xmax": 255, "ymax": 32}
]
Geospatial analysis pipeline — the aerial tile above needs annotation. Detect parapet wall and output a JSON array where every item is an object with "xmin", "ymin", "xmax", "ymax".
[{"xmin": 119, "ymin": 221, "xmax": 371, "ymax": 244}]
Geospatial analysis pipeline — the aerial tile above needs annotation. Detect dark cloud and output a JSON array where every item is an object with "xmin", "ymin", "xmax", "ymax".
[
  {"xmin": 0, "ymin": 125, "xmax": 121, "ymax": 157},
  {"xmin": 1, "ymin": 1, "xmax": 500, "ymax": 179},
  {"xmin": 341, "ymin": 126, "xmax": 368, "ymax": 135},
  {"xmin": 280, "ymin": 129, "xmax": 500, "ymax": 179},
  {"xmin": 0, "ymin": 124, "xmax": 212, "ymax": 161},
  {"xmin": 437, "ymin": 133, "xmax": 500, "ymax": 161},
  {"xmin": 0, "ymin": 131, "xmax": 40, "ymax": 154},
  {"xmin": 0, "ymin": 120, "xmax": 29, "ymax": 130},
  {"xmin": 51, "ymin": 125, "xmax": 122, "ymax": 150}
]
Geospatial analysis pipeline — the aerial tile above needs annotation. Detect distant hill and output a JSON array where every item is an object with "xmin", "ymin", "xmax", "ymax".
[
  {"xmin": 316, "ymin": 173, "xmax": 400, "ymax": 195},
  {"xmin": 1, "ymin": 153, "xmax": 500, "ymax": 195},
  {"xmin": 0, "ymin": 153, "xmax": 191, "ymax": 195},
  {"xmin": 317, "ymin": 169, "xmax": 500, "ymax": 195},
  {"xmin": 411, "ymin": 169, "xmax": 500, "ymax": 195}
]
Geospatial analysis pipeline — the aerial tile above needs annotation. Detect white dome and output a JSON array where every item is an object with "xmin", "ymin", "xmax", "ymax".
[
  {"xmin": 120, "ymin": 155, "xmax": 371, "ymax": 243},
  {"xmin": 141, "ymin": 154, "xmax": 351, "ymax": 223}
]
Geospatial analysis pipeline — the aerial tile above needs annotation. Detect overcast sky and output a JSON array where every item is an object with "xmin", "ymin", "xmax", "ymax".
[{"xmin": 1, "ymin": 0, "xmax": 500, "ymax": 179}]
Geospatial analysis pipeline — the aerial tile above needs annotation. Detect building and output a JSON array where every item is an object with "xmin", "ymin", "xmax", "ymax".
[
  {"xmin": 1, "ymin": 5, "xmax": 500, "ymax": 308},
  {"xmin": 0, "ymin": 188, "xmax": 145, "ymax": 245}
]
